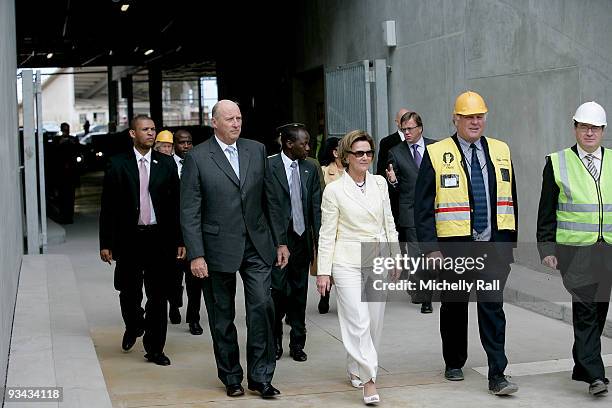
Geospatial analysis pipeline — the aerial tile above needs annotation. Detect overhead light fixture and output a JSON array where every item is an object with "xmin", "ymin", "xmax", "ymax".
[
  {"xmin": 109, "ymin": 50, "xmax": 113, "ymax": 56},
  {"xmin": 120, "ymin": 4, "xmax": 129, "ymax": 12},
  {"xmin": 144, "ymin": 49, "xmax": 154, "ymax": 56},
  {"xmin": 46, "ymin": 53, "xmax": 53, "ymax": 59}
]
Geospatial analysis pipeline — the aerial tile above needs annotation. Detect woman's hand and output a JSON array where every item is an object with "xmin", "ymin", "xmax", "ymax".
[{"xmin": 317, "ymin": 275, "xmax": 331, "ymax": 295}]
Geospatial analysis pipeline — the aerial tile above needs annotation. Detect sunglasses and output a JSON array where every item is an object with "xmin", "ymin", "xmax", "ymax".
[{"xmin": 348, "ymin": 150, "xmax": 374, "ymax": 158}]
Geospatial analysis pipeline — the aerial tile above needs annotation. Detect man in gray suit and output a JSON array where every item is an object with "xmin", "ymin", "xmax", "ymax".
[
  {"xmin": 386, "ymin": 111, "xmax": 436, "ymax": 313},
  {"xmin": 180, "ymin": 100, "xmax": 288, "ymax": 398}
]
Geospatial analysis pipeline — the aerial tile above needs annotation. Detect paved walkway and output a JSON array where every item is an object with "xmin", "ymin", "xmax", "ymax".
[{"xmin": 18, "ymin": 172, "xmax": 612, "ymax": 407}]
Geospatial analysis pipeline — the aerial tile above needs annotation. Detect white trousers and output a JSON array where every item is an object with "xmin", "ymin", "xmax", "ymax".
[{"xmin": 332, "ymin": 264, "xmax": 386, "ymax": 383}]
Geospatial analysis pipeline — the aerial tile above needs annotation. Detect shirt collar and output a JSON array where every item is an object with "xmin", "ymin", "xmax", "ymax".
[
  {"xmin": 457, "ymin": 135, "xmax": 483, "ymax": 151},
  {"xmin": 577, "ymin": 144, "xmax": 602, "ymax": 161},
  {"xmin": 215, "ymin": 135, "xmax": 237, "ymax": 152},
  {"xmin": 397, "ymin": 129, "xmax": 405, "ymax": 142},
  {"xmin": 134, "ymin": 147, "xmax": 151, "ymax": 162},
  {"xmin": 281, "ymin": 150, "xmax": 297, "ymax": 169},
  {"xmin": 409, "ymin": 136, "xmax": 425, "ymax": 150}
]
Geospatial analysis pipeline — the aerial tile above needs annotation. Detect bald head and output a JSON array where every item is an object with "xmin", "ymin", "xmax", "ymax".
[
  {"xmin": 395, "ymin": 108, "xmax": 410, "ymax": 128},
  {"xmin": 212, "ymin": 99, "xmax": 242, "ymax": 144}
]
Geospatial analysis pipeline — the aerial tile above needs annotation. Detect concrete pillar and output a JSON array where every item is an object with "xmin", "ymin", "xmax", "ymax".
[
  {"xmin": 148, "ymin": 64, "xmax": 163, "ymax": 127},
  {"xmin": 107, "ymin": 66, "xmax": 118, "ymax": 132},
  {"xmin": 0, "ymin": 0, "xmax": 23, "ymax": 391},
  {"xmin": 121, "ymin": 74, "xmax": 134, "ymax": 125}
]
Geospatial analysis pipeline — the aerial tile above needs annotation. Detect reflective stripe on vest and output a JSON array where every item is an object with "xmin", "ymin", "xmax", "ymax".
[
  {"xmin": 427, "ymin": 137, "xmax": 516, "ymax": 237},
  {"xmin": 550, "ymin": 147, "xmax": 612, "ymax": 245}
]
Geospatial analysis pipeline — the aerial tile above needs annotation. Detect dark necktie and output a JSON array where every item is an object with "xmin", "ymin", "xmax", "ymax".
[
  {"xmin": 412, "ymin": 144, "xmax": 422, "ymax": 168},
  {"xmin": 179, "ymin": 159, "xmax": 184, "ymax": 165},
  {"xmin": 470, "ymin": 144, "xmax": 488, "ymax": 234}
]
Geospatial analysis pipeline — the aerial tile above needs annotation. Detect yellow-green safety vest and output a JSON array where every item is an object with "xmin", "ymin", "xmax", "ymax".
[
  {"xmin": 549, "ymin": 147, "xmax": 612, "ymax": 245},
  {"xmin": 426, "ymin": 137, "xmax": 516, "ymax": 238}
]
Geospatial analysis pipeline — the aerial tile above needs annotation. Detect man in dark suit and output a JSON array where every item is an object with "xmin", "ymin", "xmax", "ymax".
[
  {"xmin": 267, "ymin": 123, "xmax": 322, "ymax": 362},
  {"xmin": 537, "ymin": 101, "xmax": 611, "ymax": 396},
  {"xmin": 385, "ymin": 111, "xmax": 436, "ymax": 313},
  {"xmin": 181, "ymin": 100, "xmax": 287, "ymax": 398},
  {"xmin": 414, "ymin": 91, "xmax": 519, "ymax": 395},
  {"xmin": 99, "ymin": 115, "xmax": 183, "ymax": 366},
  {"xmin": 377, "ymin": 108, "xmax": 410, "ymax": 226}
]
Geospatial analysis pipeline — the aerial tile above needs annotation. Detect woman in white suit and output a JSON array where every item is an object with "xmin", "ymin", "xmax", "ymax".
[{"xmin": 317, "ymin": 130, "xmax": 400, "ymax": 405}]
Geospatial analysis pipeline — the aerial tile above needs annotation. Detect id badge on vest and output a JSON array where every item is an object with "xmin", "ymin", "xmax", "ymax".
[{"xmin": 441, "ymin": 174, "xmax": 460, "ymax": 188}]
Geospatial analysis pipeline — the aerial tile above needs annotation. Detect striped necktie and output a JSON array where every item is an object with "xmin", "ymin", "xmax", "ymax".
[{"xmin": 585, "ymin": 154, "xmax": 599, "ymax": 179}]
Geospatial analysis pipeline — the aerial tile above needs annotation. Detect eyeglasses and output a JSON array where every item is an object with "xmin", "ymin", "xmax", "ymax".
[
  {"xmin": 400, "ymin": 125, "xmax": 421, "ymax": 133},
  {"xmin": 576, "ymin": 123, "xmax": 604, "ymax": 133},
  {"xmin": 348, "ymin": 150, "xmax": 374, "ymax": 158}
]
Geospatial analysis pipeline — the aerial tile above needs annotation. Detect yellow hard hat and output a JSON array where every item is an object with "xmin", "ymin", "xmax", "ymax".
[
  {"xmin": 155, "ymin": 130, "xmax": 174, "ymax": 144},
  {"xmin": 453, "ymin": 91, "xmax": 488, "ymax": 115}
]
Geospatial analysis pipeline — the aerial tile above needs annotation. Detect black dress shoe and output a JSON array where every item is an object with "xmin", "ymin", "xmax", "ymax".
[
  {"xmin": 121, "ymin": 328, "xmax": 144, "ymax": 351},
  {"xmin": 225, "ymin": 383, "xmax": 245, "ymax": 397},
  {"xmin": 144, "ymin": 352, "xmax": 171, "ymax": 366},
  {"xmin": 189, "ymin": 322, "xmax": 203, "ymax": 335},
  {"xmin": 275, "ymin": 340, "xmax": 283, "ymax": 360},
  {"xmin": 248, "ymin": 381, "xmax": 280, "ymax": 398},
  {"xmin": 289, "ymin": 347, "xmax": 307, "ymax": 362},
  {"xmin": 318, "ymin": 292, "xmax": 330, "ymax": 314},
  {"xmin": 444, "ymin": 367, "xmax": 464, "ymax": 381},
  {"xmin": 169, "ymin": 307, "xmax": 181, "ymax": 324},
  {"xmin": 421, "ymin": 302, "xmax": 433, "ymax": 314}
]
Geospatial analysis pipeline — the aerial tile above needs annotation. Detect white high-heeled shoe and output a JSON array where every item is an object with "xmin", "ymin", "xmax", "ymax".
[
  {"xmin": 348, "ymin": 372, "xmax": 364, "ymax": 388},
  {"xmin": 362, "ymin": 387, "xmax": 380, "ymax": 405}
]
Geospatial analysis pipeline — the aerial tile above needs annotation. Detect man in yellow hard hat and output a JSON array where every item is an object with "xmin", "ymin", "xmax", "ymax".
[
  {"xmin": 414, "ymin": 91, "xmax": 519, "ymax": 395},
  {"xmin": 537, "ymin": 101, "xmax": 611, "ymax": 396},
  {"xmin": 154, "ymin": 130, "xmax": 174, "ymax": 156}
]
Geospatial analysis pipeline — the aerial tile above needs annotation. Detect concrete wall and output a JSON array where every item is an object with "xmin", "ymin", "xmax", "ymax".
[
  {"xmin": 0, "ymin": 0, "xmax": 23, "ymax": 396},
  {"xmin": 42, "ymin": 68, "xmax": 78, "ymax": 128},
  {"xmin": 295, "ymin": 0, "xmax": 612, "ymax": 267}
]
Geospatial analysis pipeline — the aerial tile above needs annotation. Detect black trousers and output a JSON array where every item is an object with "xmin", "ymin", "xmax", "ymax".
[
  {"xmin": 559, "ymin": 244, "xmax": 612, "ymax": 383},
  {"xmin": 167, "ymin": 260, "xmax": 184, "ymax": 310},
  {"xmin": 204, "ymin": 236, "xmax": 275, "ymax": 386},
  {"xmin": 439, "ymin": 245, "xmax": 510, "ymax": 381},
  {"xmin": 271, "ymin": 229, "xmax": 310, "ymax": 349},
  {"xmin": 114, "ymin": 226, "xmax": 173, "ymax": 354}
]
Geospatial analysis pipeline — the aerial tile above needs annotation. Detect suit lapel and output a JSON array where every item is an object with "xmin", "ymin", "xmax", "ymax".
[
  {"xmin": 299, "ymin": 159, "xmax": 310, "ymax": 210},
  {"xmin": 399, "ymin": 142, "xmax": 418, "ymax": 172},
  {"xmin": 342, "ymin": 172, "xmax": 378, "ymax": 221},
  {"xmin": 124, "ymin": 149, "xmax": 140, "ymax": 206},
  {"xmin": 272, "ymin": 155, "xmax": 290, "ymax": 195},
  {"xmin": 209, "ymin": 138, "xmax": 240, "ymax": 187},
  {"xmin": 237, "ymin": 139, "xmax": 251, "ymax": 189}
]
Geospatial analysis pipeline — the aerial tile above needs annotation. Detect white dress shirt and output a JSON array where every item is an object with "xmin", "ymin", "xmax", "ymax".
[
  {"xmin": 577, "ymin": 145, "xmax": 602, "ymax": 177},
  {"xmin": 173, "ymin": 154, "xmax": 183, "ymax": 178},
  {"xmin": 397, "ymin": 129, "xmax": 405, "ymax": 142},
  {"xmin": 133, "ymin": 147, "xmax": 157, "ymax": 224},
  {"xmin": 215, "ymin": 135, "xmax": 238, "ymax": 163},
  {"xmin": 281, "ymin": 150, "xmax": 300, "ymax": 188},
  {"xmin": 408, "ymin": 136, "xmax": 425, "ymax": 159}
]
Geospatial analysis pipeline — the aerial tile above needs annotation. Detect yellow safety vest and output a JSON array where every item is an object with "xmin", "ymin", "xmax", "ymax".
[
  {"xmin": 549, "ymin": 147, "xmax": 612, "ymax": 245},
  {"xmin": 426, "ymin": 137, "xmax": 516, "ymax": 238}
]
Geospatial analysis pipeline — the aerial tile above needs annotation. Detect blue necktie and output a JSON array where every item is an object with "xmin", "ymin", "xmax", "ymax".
[
  {"xmin": 412, "ymin": 144, "xmax": 422, "ymax": 168},
  {"xmin": 470, "ymin": 144, "xmax": 488, "ymax": 234}
]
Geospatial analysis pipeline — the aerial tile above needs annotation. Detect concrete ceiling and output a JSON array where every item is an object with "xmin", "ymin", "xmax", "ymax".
[{"xmin": 15, "ymin": 0, "xmax": 291, "ymax": 77}]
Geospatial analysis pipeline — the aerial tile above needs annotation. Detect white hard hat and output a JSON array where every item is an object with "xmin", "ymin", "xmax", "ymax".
[{"xmin": 573, "ymin": 101, "xmax": 607, "ymax": 126}]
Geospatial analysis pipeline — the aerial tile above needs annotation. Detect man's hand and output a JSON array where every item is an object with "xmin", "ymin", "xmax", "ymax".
[
  {"xmin": 425, "ymin": 251, "xmax": 444, "ymax": 270},
  {"xmin": 542, "ymin": 255, "xmax": 558, "ymax": 270},
  {"xmin": 317, "ymin": 275, "xmax": 331, "ymax": 295},
  {"xmin": 276, "ymin": 245, "xmax": 290, "ymax": 268},
  {"xmin": 389, "ymin": 267, "xmax": 402, "ymax": 282},
  {"xmin": 177, "ymin": 246, "xmax": 186, "ymax": 260},
  {"xmin": 100, "ymin": 249, "xmax": 113, "ymax": 265},
  {"xmin": 385, "ymin": 163, "xmax": 397, "ymax": 184},
  {"xmin": 191, "ymin": 257, "xmax": 209, "ymax": 278}
]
